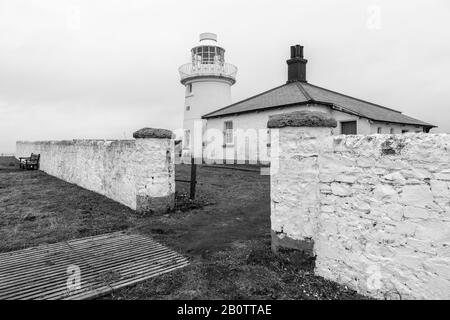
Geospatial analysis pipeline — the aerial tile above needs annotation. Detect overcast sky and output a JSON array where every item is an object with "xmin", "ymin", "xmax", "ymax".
[{"xmin": 1, "ymin": 0, "xmax": 449, "ymax": 152}]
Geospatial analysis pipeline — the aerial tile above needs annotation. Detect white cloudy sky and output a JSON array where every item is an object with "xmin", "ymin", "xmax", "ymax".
[{"xmin": 1, "ymin": 0, "xmax": 449, "ymax": 152}]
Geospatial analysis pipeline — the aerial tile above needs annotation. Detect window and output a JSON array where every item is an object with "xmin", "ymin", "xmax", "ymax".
[
  {"xmin": 402, "ymin": 130, "xmax": 409, "ymax": 134},
  {"xmin": 184, "ymin": 130, "xmax": 190, "ymax": 148},
  {"xmin": 224, "ymin": 121, "xmax": 233, "ymax": 144},
  {"xmin": 186, "ymin": 105, "xmax": 190, "ymax": 111},
  {"xmin": 390, "ymin": 128, "xmax": 395, "ymax": 134},
  {"xmin": 341, "ymin": 121, "xmax": 357, "ymax": 135},
  {"xmin": 188, "ymin": 83, "xmax": 192, "ymax": 94},
  {"xmin": 191, "ymin": 46, "xmax": 224, "ymax": 65},
  {"xmin": 377, "ymin": 127, "xmax": 382, "ymax": 134}
]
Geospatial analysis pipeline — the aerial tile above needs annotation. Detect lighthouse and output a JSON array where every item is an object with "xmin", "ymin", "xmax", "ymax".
[{"xmin": 178, "ymin": 32, "xmax": 237, "ymax": 160}]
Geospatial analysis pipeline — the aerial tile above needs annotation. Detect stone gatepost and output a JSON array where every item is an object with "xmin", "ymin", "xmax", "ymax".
[
  {"xmin": 133, "ymin": 128, "xmax": 175, "ymax": 214},
  {"xmin": 268, "ymin": 111, "xmax": 336, "ymax": 267}
]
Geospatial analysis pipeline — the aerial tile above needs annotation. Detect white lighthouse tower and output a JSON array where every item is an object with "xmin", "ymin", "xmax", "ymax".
[{"xmin": 178, "ymin": 32, "xmax": 237, "ymax": 160}]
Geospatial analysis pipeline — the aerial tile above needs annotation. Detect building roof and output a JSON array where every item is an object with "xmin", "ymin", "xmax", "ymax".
[{"xmin": 202, "ymin": 81, "xmax": 435, "ymax": 127}]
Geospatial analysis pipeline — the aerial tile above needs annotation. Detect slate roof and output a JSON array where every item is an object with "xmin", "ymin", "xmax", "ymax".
[{"xmin": 202, "ymin": 81, "xmax": 435, "ymax": 127}]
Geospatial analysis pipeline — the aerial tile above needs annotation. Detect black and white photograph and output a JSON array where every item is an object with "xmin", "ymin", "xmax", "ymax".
[{"xmin": 0, "ymin": 0, "xmax": 449, "ymax": 309}]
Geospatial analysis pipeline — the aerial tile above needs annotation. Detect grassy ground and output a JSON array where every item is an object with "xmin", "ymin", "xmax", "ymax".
[
  {"xmin": 0, "ymin": 156, "xmax": 366, "ymax": 299},
  {"xmin": 0, "ymin": 156, "xmax": 135, "ymax": 251}
]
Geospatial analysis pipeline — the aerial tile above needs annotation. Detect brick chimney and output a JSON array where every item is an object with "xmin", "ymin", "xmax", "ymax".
[{"xmin": 287, "ymin": 45, "xmax": 307, "ymax": 83}]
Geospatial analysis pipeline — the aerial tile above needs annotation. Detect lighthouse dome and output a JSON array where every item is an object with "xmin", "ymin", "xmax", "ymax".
[{"xmin": 199, "ymin": 32, "xmax": 218, "ymax": 45}]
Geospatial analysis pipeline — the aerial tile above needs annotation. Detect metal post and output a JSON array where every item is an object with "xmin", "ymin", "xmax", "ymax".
[{"xmin": 190, "ymin": 157, "xmax": 197, "ymax": 200}]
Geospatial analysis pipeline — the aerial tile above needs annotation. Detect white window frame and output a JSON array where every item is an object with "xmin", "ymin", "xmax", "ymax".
[{"xmin": 224, "ymin": 121, "xmax": 233, "ymax": 145}]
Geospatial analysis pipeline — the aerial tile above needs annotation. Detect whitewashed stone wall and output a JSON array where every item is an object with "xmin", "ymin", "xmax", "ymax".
[
  {"xmin": 16, "ymin": 134, "xmax": 175, "ymax": 213},
  {"xmin": 271, "ymin": 122, "xmax": 450, "ymax": 299}
]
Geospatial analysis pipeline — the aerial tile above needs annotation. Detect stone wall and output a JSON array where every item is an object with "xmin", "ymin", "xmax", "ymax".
[
  {"xmin": 270, "ymin": 111, "xmax": 450, "ymax": 299},
  {"xmin": 16, "ymin": 128, "xmax": 175, "ymax": 214}
]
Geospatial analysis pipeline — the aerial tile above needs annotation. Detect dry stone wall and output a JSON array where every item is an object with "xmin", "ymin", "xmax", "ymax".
[
  {"xmin": 16, "ymin": 129, "xmax": 175, "ymax": 214},
  {"xmin": 270, "ymin": 112, "xmax": 450, "ymax": 299}
]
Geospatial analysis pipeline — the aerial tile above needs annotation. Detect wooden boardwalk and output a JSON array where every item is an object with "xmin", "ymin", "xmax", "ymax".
[{"xmin": 0, "ymin": 232, "xmax": 189, "ymax": 300}]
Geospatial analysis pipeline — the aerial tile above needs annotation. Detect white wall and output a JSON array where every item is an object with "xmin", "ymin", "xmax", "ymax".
[
  {"xmin": 16, "ymin": 138, "xmax": 175, "ymax": 213},
  {"xmin": 182, "ymin": 78, "xmax": 233, "ymax": 159},
  {"xmin": 368, "ymin": 121, "xmax": 424, "ymax": 134},
  {"xmin": 183, "ymin": 78, "xmax": 233, "ymax": 122},
  {"xmin": 204, "ymin": 104, "xmax": 428, "ymax": 163},
  {"xmin": 204, "ymin": 104, "xmax": 426, "ymax": 163},
  {"xmin": 271, "ymin": 126, "xmax": 450, "ymax": 299}
]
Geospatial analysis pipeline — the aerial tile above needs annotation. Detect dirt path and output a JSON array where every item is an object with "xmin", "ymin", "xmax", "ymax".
[{"xmin": 138, "ymin": 165, "xmax": 271, "ymax": 256}]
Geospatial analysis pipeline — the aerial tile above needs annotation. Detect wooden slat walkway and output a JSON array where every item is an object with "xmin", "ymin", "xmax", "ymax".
[{"xmin": 0, "ymin": 232, "xmax": 189, "ymax": 300}]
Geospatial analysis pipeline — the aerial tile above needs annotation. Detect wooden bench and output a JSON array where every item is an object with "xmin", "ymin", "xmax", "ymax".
[{"xmin": 19, "ymin": 153, "xmax": 40, "ymax": 170}]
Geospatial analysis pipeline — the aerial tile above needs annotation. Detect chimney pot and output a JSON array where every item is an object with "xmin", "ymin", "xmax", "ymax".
[
  {"xmin": 290, "ymin": 46, "xmax": 296, "ymax": 58},
  {"xmin": 287, "ymin": 44, "xmax": 307, "ymax": 83},
  {"xmin": 295, "ymin": 45, "xmax": 301, "ymax": 57}
]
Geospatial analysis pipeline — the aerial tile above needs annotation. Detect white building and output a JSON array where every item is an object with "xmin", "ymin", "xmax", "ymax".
[
  {"xmin": 178, "ymin": 33, "xmax": 237, "ymax": 161},
  {"xmin": 180, "ymin": 37, "xmax": 435, "ymax": 164}
]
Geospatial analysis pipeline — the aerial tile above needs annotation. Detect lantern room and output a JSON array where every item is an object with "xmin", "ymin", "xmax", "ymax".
[{"xmin": 191, "ymin": 33, "xmax": 225, "ymax": 65}]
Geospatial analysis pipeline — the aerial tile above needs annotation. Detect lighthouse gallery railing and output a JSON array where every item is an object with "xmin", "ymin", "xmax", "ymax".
[{"xmin": 178, "ymin": 62, "xmax": 237, "ymax": 82}]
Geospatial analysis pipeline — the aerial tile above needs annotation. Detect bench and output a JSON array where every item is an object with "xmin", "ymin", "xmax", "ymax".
[{"xmin": 19, "ymin": 153, "xmax": 40, "ymax": 170}]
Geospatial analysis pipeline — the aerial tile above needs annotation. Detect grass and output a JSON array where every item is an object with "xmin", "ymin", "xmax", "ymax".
[
  {"xmin": 0, "ymin": 157, "xmax": 135, "ymax": 251},
  {"xmin": 0, "ymin": 156, "xmax": 367, "ymax": 300}
]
